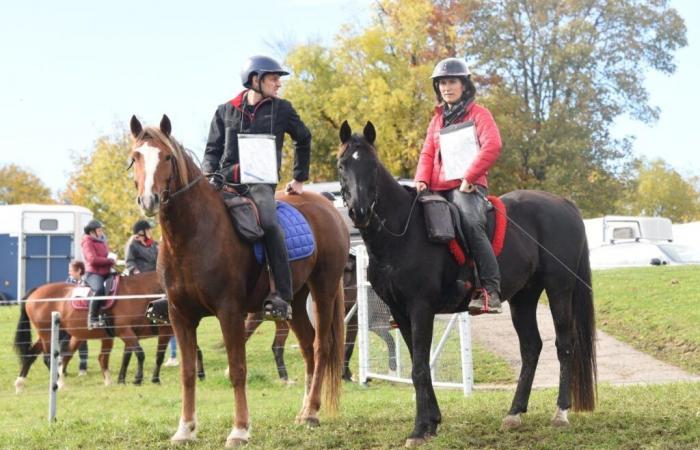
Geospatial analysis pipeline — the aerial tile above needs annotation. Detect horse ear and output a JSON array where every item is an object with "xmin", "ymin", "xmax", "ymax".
[
  {"xmin": 363, "ymin": 121, "xmax": 376, "ymax": 145},
  {"xmin": 160, "ymin": 114, "xmax": 172, "ymax": 137},
  {"xmin": 130, "ymin": 115, "xmax": 143, "ymax": 138},
  {"xmin": 339, "ymin": 120, "xmax": 352, "ymax": 144}
]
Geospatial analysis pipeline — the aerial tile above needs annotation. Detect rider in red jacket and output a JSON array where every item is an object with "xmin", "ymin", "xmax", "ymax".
[
  {"xmin": 81, "ymin": 219, "xmax": 115, "ymax": 329},
  {"xmin": 414, "ymin": 58, "xmax": 503, "ymax": 315}
]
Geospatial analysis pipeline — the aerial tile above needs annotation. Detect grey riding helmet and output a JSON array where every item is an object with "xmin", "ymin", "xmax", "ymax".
[
  {"xmin": 240, "ymin": 55, "xmax": 290, "ymax": 89},
  {"xmin": 431, "ymin": 57, "xmax": 471, "ymax": 99}
]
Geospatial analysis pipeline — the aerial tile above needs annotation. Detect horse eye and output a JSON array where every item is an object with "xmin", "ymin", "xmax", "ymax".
[{"xmin": 164, "ymin": 155, "xmax": 172, "ymax": 161}]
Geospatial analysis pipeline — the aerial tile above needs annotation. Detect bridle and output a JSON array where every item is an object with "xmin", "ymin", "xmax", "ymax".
[{"xmin": 339, "ymin": 146, "xmax": 419, "ymax": 238}]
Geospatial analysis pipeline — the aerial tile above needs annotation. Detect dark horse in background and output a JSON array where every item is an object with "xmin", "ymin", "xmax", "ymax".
[
  {"xmin": 128, "ymin": 115, "xmax": 348, "ymax": 447},
  {"xmin": 337, "ymin": 121, "xmax": 596, "ymax": 446}
]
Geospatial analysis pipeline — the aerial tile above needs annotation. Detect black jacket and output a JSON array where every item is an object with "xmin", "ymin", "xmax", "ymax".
[
  {"xmin": 125, "ymin": 238, "xmax": 159, "ymax": 275},
  {"xmin": 202, "ymin": 90, "xmax": 312, "ymax": 182}
]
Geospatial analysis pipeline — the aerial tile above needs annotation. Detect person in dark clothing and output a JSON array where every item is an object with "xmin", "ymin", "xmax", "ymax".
[
  {"xmin": 125, "ymin": 219, "xmax": 159, "ymax": 275},
  {"xmin": 66, "ymin": 260, "xmax": 89, "ymax": 374},
  {"xmin": 203, "ymin": 55, "xmax": 312, "ymax": 321},
  {"xmin": 414, "ymin": 57, "xmax": 503, "ymax": 314},
  {"xmin": 81, "ymin": 219, "xmax": 116, "ymax": 329}
]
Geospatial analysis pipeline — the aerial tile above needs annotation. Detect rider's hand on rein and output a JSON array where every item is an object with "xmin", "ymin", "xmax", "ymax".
[{"xmin": 460, "ymin": 179, "xmax": 476, "ymax": 193}]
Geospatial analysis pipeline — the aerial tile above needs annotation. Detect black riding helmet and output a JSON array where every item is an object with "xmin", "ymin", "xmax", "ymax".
[
  {"xmin": 83, "ymin": 219, "xmax": 103, "ymax": 235},
  {"xmin": 132, "ymin": 219, "xmax": 152, "ymax": 235},
  {"xmin": 240, "ymin": 55, "xmax": 290, "ymax": 91},
  {"xmin": 431, "ymin": 57, "xmax": 474, "ymax": 102}
]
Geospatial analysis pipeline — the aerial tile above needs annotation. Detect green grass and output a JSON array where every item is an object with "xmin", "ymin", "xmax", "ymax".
[
  {"xmin": 593, "ymin": 265, "xmax": 700, "ymax": 374},
  {"xmin": 1, "ymin": 274, "xmax": 699, "ymax": 449}
]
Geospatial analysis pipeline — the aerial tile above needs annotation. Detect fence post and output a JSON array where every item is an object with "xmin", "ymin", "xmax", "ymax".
[
  {"xmin": 458, "ymin": 312, "xmax": 473, "ymax": 395},
  {"xmin": 356, "ymin": 246, "xmax": 369, "ymax": 385},
  {"xmin": 48, "ymin": 311, "xmax": 61, "ymax": 422}
]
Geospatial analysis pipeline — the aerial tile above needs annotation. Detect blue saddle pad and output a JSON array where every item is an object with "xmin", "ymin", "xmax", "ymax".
[{"xmin": 254, "ymin": 202, "xmax": 315, "ymax": 264}]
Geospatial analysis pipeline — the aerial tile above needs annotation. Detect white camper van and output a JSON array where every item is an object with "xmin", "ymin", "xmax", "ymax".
[
  {"xmin": 583, "ymin": 215, "xmax": 673, "ymax": 249},
  {"xmin": 0, "ymin": 204, "xmax": 93, "ymax": 302}
]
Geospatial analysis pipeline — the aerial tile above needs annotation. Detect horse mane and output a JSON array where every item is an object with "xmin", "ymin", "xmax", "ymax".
[{"xmin": 136, "ymin": 127, "xmax": 197, "ymax": 186}]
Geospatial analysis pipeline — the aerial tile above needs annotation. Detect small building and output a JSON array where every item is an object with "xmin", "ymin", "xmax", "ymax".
[
  {"xmin": 0, "ymin": 204, "xmax": 93, "ymax": 302},
  {"xmin": 583, "ymin": 215, "xmax": 673, "ymax": 249}
]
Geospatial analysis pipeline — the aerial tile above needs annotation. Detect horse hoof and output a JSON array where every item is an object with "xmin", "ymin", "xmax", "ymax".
[
  {"xmin": 551, "ymin": 408, "xmax": 569, "ymax": 427},
  {"xmin": 117, "ymin": 379, "xmax": 126, "ymax": 385},
  {"xmin": 284, "ymin": 378, "xmax": 296, "ymax": 387},
  {"xmin": 15, "ymin": 377, "xmax": 26, "ymax": 394},
  {"xmin": 198, "ymin": 374, "xmax": 206, "ymax": 381},
  {"xmin": 305, "ymin": 417, "xmax": 320, "ymax": 428},
  {"xmin": 405, "ymin": 435, "xmax": 433, "ymax": 447},
  {"xmin": 134, "ymin": 379, "xmax": 143, "ymax": 386},
  {"xmin": 226, "ymin": 427, "xmax": 250, "ymax": 447},
  {"xmin": 225, "ymin": 438, "xmax": 248, "ymax": 448},
  {"xmin": 151, "ymin": 378, "xmax": 160, "ymax": 384},
  {"xmin": 501, "ymin": 414, "xmax": 522, "ymax": 430},
  {"xmin": 171, "ymin": 419, "xmax": 197, "ymax": 444}
]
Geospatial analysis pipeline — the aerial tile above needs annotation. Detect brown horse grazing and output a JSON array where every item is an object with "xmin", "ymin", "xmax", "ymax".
[
  {"xmin": 128, "ymin": 115, "xmax": 348, "ymax": 447},
  {"xmin": 13, "ymin": 272, "xmax": 202, "ymax": 391}
]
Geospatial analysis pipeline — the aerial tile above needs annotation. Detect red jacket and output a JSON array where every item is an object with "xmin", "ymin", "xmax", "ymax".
[
  {"xmin": 414, "ymin": 102, "xmax": 502, "ymax": 191},
  {"xmin": 81, "ymin": 235, "xmax": 114, "ymax": 275}
]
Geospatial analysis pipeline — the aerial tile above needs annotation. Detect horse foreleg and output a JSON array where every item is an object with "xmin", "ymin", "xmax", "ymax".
[
  {"xmin": 272, "ymin": 321, "xmax": 290, "ymax": 382},
  {"xmin": 405, "ymin": 307, "xmax": 441, "ymax": 447},
  {"xmin": 503, "ymin": 287, "xmax": 542, "ymax": 430},
  {"xmin": 119, "ymin": 332, "xmax": 145, "ymax": 385},
  {"xmin": 169, "ymin": 309, "xmax": 199, "ymax": 444},
  {"xmin": 15, "ymin": 340, "xmax": 43, "ymax": 393},
  {"xmin": 58, "ymin": 336, "xmax": 83, "ymax": 389},
  {"xmin": 219, "ymin": 311, "xmax": 250, "ymax": 447},
  {"xmin": 98, "ymin": 338, "xmax": 114, "ymax": 386},
  {"xmin": 152, "ymin": 332, "xmax": 169, "ymax": 384}
]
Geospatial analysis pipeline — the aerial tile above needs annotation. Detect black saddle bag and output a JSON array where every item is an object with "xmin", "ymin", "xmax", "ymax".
[
  {"xmin": 222, "ymin": 192, "xmax": 265, "ymax": 243},
  {"xmin": 418, "ymin": 194, "xmax": 455, "ymax": 243}
]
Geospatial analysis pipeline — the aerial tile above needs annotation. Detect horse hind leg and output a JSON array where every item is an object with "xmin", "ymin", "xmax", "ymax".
[
  {"xmin": 502, "ymin": 284, "xmax": 544, "ymax": 430},
  {"xmin": 152, "ymin": 333, "xmax": 170, "ymax": 384},
  {"xmin": 288, "ymin": 285, "xmax": 315, "ymax": 423},
  {"xmin": 98, "ymin": 338, "xmax": 114, "ymax": 386},
  {"xmin": 272, "ymin": 321, "xmax": 291, "ymax": 383},
  {"xmin": 15, "ymin": 340, "xmax": 43, "ymax": 393},
  {"xmin": 546, "ymin": 285, "xmax": 577, "ymax": 427}
]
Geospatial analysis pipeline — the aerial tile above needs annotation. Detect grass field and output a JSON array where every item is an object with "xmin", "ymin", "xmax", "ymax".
[
  {"xmin": 0, "ymin": 264, "xmax": 699, "ymax": 449},
  {"xmin": 593, "ymin": 265, "xmax": 700, "ymax": 374}
]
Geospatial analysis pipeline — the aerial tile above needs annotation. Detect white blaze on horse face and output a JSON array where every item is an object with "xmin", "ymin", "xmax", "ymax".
[
  {"xmin": 134, "ymin": 143, "xmax": 162, "ymax": 198},
  {"xmin": 352, "ymin": 150, "xmax": 360, "ymax": 160}
]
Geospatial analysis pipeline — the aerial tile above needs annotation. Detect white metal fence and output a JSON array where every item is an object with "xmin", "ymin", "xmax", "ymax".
[{"xmin": 354, "ymin": 245, "xmax": 474, "ymax": 395}]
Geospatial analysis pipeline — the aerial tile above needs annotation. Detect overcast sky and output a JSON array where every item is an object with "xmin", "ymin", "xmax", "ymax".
[{"xmin": 1, "ymin": 0, "xmax": 698, "ymax": 195}]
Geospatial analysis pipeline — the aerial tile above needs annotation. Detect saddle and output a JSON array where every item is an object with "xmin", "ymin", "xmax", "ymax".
[
  {"xmin": 222, "ymin": 191, "xmax": 316, "ymax": 264},
  {"xmin": 70, "ymin": 275, "xmax": 119, "ymax": 311}
]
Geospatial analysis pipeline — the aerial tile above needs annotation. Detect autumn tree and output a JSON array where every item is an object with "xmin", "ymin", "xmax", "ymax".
[
  {"xmin": 0, "ymin": 164, "xmax": 54, "ymax": 205},
  {"xmin": 62, "ymin": 131, "xmax": 145, "ymax": 254},
  {"xmin": 282, "ymin": 0, "xmax": 686, "ymax": 217},
  {"xmin": 619, "ymin": 159, "xmax": 700, "ymax": 223}
]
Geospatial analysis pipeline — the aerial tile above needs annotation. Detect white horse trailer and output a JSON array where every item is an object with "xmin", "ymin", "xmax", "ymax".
[{"xmin": 0, "ymin": 204, "xmax": 93, "ymax": 302}]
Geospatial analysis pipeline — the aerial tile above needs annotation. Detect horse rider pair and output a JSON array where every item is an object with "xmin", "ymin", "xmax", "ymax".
[{"xmin": 203, "ymin": 55, "xmax": 502, "ymax": 320}]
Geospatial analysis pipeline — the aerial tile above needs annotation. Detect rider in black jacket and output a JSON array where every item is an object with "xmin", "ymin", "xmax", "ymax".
[{"xmin": 202, "ymin": 55, "xmax": 311, "ymax": 321}]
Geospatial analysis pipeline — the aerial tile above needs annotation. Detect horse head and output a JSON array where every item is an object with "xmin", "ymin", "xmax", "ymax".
[
  {"xmin": 337, "ymin": 120, "xmax": 378, "ymax": 228},
  {"xmin": 129, "ymin": 115, "xmax": 194, "ymax": 216}
]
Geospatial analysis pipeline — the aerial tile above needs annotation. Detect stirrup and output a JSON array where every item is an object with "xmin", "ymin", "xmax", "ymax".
[
  {"xmin": 468, "ymin": 289, "xmax": 502, "ymax": 315},
  {"xmin": 87, "ymin": 315, "xmax": 106, "ymax": 330},
  {"xmin": 263, "ymin": 295, "xmax": 292, "ymax": 321}
]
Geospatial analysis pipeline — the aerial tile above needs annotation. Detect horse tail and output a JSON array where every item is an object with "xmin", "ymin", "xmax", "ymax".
[
  {"xmin": 14, "ymin": 289, "xmax": 37, "ymax": 362},
  {"xmin": 570, "ymin": 238, "xmax": 597, "ymax": 412},
  {"xmin": 323, "ymin": 278, "xmax": 345, "ymax": 414}
]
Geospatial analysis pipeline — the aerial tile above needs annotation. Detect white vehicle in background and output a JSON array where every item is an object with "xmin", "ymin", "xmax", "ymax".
[
  {"xmin": 583, "ymin": 215, "xmax": 673, "ymax": 249},
  {"xmin": 589, "ymin": 240, "xmax": 700, "ymax": 269}
]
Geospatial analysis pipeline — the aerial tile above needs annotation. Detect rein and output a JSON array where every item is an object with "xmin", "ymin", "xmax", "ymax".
[{"xmin": 372, "ymin": 191, "xmax": 420, "ymax": 237}]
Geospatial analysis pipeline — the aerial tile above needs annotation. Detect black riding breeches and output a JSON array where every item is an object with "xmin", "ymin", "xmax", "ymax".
[
  {"xmin": 247, "ymin": 183, "xmax": 293, "ymax": 301},
  {"xmin": 443, "ymin": 186, "xmax": 501, "ymax": 293}
]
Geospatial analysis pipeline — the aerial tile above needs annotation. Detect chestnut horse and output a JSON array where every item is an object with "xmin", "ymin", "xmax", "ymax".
[
  {"xmin": 13, "ymin": 272, "xmax": 198, "ymax": 391},
  {"xmin": 128, "ymin": 115, "xmax": 348, "ymax": 447}
]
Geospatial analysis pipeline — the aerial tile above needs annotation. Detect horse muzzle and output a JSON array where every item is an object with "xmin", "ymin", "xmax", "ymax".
[
  {"xmin": 348, "ymin": 206, "xmax": 372, "ymax": 229},
  {"xmin": 137, "ymin": 193, "xmax": 160, "ymax": 217}
]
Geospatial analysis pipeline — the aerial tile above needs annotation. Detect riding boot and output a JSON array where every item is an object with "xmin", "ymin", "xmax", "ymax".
[
  {"xmin": 262, "ymin": 232, "xmax": 293, "ymax": 321},
  {"xmin": 87, "ymin": 299, "xmax": 106, "ymax": 330}
]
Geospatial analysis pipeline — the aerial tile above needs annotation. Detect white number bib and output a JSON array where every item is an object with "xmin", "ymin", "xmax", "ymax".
[
  {"xmin": 237, "ymin": 134, "xmax": 278, "ymax": 184},
  {"xmin": 439, "ymin": 121, "xmax": 480, "ymax": 181}
]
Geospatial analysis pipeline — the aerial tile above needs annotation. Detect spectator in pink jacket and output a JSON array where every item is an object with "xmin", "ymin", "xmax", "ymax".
[
  {"xmin": 81, "ymin": 219, "xmax": 115, "ymax": 329},
  {"xmin": 414, "ymin": 58, "xmax": 503, "ymax": 315}
]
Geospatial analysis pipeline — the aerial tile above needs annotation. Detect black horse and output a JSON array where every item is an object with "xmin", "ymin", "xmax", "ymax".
[{"xmin": 337, "ymin": 121, "xmax": 596, "ymax": 446}]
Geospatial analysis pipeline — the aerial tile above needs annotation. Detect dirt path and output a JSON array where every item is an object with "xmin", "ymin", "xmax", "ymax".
[{"xmin": 470, "ymin": 303, "xmax": 700, "ymax": 388}]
